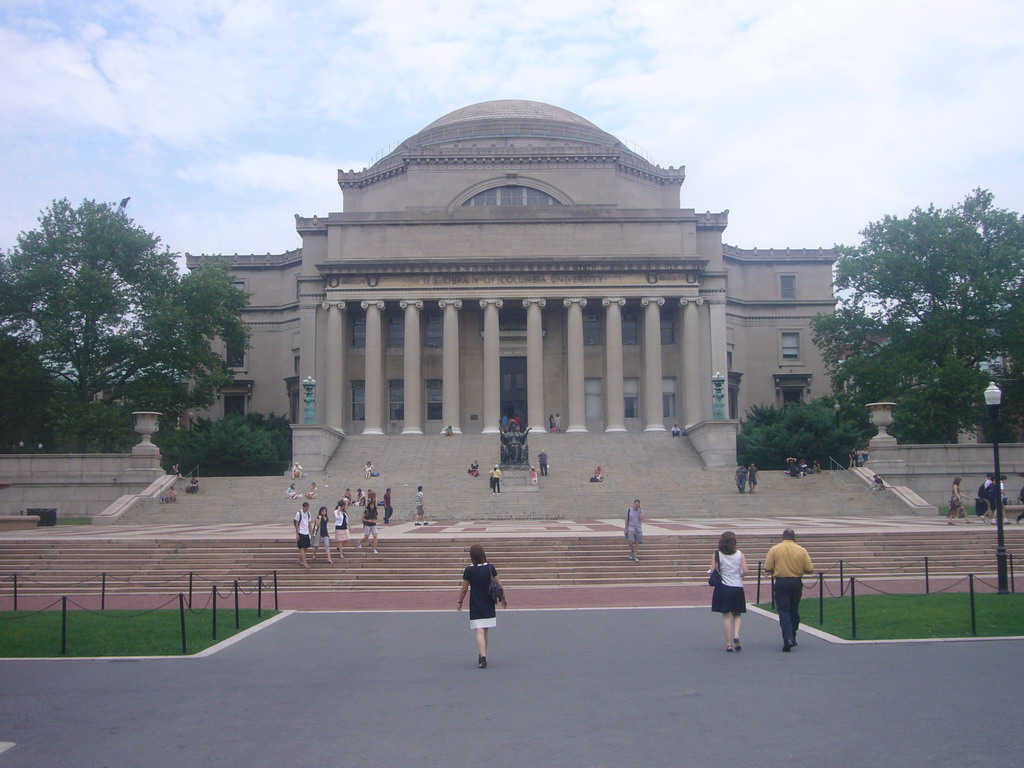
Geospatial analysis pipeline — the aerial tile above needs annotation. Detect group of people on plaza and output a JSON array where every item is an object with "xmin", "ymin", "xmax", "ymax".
[
  {"xmin": 949, "ymin": 473, "xmax": 1024, "ymax": 525},
  {"xmin": 292, "ymin": 463, "xmax": 428, "ymax": 566},
  {"xmin": 734, "ymin": 463, "xmax": 758, "ymax": 493}
]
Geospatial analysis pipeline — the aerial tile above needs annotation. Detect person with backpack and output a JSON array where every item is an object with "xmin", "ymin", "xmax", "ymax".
[
  {"xmin": 625, "ymin": 499, "xmax": 644, "ymax": 561},
  {"xmin": 293, "ymin": 501, "xmax": 312, "ymax": 569}
]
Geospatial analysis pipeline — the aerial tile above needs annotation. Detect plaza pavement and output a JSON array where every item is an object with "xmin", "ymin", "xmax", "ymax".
[{"xmin": 1, "ymin": 606, "xmax": 1021, "ymax": 767}]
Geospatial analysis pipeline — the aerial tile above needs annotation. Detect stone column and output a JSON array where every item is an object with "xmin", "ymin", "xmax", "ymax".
[
  {"xmin": 439, "ymin": 299, "xmax": 463, "ymax": 434},
  {"xmin": 361, "ymin": 300, "xmax": 385, "ymax": 435},
  {"xmin": 642, "ymin": 297, "xmax": 666, "ymax": 432},
  {"xmin": 602, "ymin": 297, "xmax": 626, "ymax": 432},
  {"xmin": 680, "ymin": 297, "xmax": 703, "ymax": 428},
  {"xmin": 400, "ymin": 300, "xmax": 423, "ymax": 434},
  {"xmin": 523, "ymin": 298, "xmax": 547, "ymax": 432},
  {"xmin": 563, "ymin": 297, "xmax": 588, "ymax": 433},
  {"xmin": 480, "ymin": 299, "xmax": 503, "ymax": 434},
  {"xmin": 324, "ymin": 301, "xmax": 346, "ymax": 431}
]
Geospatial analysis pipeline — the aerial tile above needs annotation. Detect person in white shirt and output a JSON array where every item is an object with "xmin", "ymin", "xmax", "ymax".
[
  {"xmin": 293, "ymin": 501, "xmax": 312, "ymax": 568},
  {"xmin": 414, "ymin": 485, "xmax": 428, "ymax": 526},
  {"xmin": 709, "ymin": 530, "xmax": 748, "ymax": 652},
  {"xmin": 333, "ymin": 499, "xmax": 350, "ymax": 558}
]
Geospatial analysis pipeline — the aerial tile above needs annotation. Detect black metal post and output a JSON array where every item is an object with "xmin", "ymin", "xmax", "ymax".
[
  {"xmin": 756, "ymin": 561, "xmax": 762, "ymax": 604},
  {"xmin": 12, "ymin": 574, "xmax": 17, "ymax": 611},
  {"xmin": 179, "ymin": 593, "xmax": 187, "ymax": 654},
  {"xmin": 273, "ymin": 570, "xmax": 279, "ymax": 611},
  {"xmin": 839, "ymin": 560, "xmax": 845, "ymax": 596},
  {"xmin": 770, "ymin": 575, "xmax": 776, "ymax": 610},
  {"xmin": 257, "ymin": 576, "xmax": 263, "ymax": 618},
  {"xmin": 234, "ymin": 580, "xmax": 240, "ymax": 629},
  {"xmin": 1010, "ymin": 554, "xmax": 1015, "ymax": 594},
  {"xmin": 988, "ymin": 394, "xmax": 1009, "ymax": 593},
  {"xmin": 818, "ymin": 572, "xmax": 824, "ymax": 626},
  {"xmin": 61, "ymin": 596, "xmax": 67, "ymax": 655},
  {"xmin": 924, "ymin": 557, "xmax": 929, "ymax": 595},
  {"xmin": 849, "ymin": 577, "xmax": 857, "ymax": 639},
  {"xmin": 188, "ymin": 572, "xmax": 194, "ymax": 609},
  {"xmin": 101, "ymin": 572, "xmax": 107, "ymax": 611},
  {"xmin": 212, "ymin": 586, "xmax": 217, "ymax": 641},
  {"xmin": 969, "ymin": 574, "xmax": 976, "ymax": 635}
]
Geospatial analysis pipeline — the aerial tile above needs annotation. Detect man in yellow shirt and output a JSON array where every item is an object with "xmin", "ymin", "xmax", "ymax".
[
  {"xmin": 489, "ymin": 465, "xmax": 502, "ymax": 494},
  {"xmin": 764, "ymin": 529, "xmax": 814, "ymax": 652}
]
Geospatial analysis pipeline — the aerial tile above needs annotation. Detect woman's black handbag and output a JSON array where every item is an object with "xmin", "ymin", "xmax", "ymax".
[
  {"xmin": 488, "ymin": 569, "xmax": 505, "ymax": 603},
  {"xmin": 708, "ymin": 551, "xmax": 723, "ymax": 587}
]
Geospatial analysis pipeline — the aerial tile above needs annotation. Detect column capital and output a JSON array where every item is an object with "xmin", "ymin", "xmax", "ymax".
[
  {"xmin": 360, "ymin": 300, "xmax": 385, "ymax": 310},
  {"xmin": 703, "ymin": 293, "xmax": 726, "ymax": 305},
  {"xmin": 438, "ymin": 298, "xmax": 463, "ymax": 310},
  {"xmin": 563, "ymin": 297, "xmax": 588, "ymax": 308},
  {"xmin": 479, "ymin": 298, "xmax": 504, "ymax": 309},
  {"xmin": 601, "ymin": 297, "xmax": 626, "ymax": 307},
  {"xmin": 679, "ymin": 296, "xmax": 704, "ymax": 306},
  {"xmin": 399, "ymin": 299, "xmax": 424, "ymax": 310},
  {"xmin": 522, "ymin": 298, "xmax": 547, "ymax": 309},
  {"xmin": 641, "ymin": 296, "xmax": 665, "ymax": 307},
  {"xmin": 321, "ymin": 300, "xmax": 347, "ymax": 310}
]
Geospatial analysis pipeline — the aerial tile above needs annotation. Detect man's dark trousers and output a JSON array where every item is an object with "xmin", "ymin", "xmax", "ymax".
[
  {"xmin": 539, "ymin": 461, "xmax": 548, "ymax": 477},
  {"xmin": 774, "ymin": 576, "xmax": 804, "ymax": 646}
]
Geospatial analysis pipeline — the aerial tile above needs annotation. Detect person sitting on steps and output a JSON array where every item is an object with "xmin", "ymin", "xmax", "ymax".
[{"xmin": 590, "ymin": 466, "xmax": 604, "ymax": 483}]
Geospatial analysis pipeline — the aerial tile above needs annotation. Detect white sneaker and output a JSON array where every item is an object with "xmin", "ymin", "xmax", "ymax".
[
  {"xmin": 357, "ymin": 542, "xmax": 364, "ymax": 548},
  {"xmin": 423, "ymin": 521, "xmax": 429, "ymax": 526},
  {"xmin": 414, "ymin": 522, "xmax": 422, "ymax": 526},
  {"xmin": 373, "ymin": 549, "xmax": 379, "ymax": 554}
]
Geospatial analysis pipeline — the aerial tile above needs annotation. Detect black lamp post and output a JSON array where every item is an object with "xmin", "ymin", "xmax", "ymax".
[{"xmin": 984, "ymin": 381, "xmax": 1009, "ymax": 594}]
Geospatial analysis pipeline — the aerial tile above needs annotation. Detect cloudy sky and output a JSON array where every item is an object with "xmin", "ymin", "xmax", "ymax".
[{"xmin": 2, "ymin": 0, "xmax": 1022, "ymax": 261}]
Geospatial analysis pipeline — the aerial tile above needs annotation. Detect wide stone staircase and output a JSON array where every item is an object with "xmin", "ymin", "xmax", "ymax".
[
  {"xmin": 3, "ymin": 529, "xmax": 1021, "ymax": 597},
  {"xmin": 116, "ymin": 432, "xmax": 907, "ymax": 525}
]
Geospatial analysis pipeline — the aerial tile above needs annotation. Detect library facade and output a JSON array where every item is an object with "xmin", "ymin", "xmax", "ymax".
[{"xmin": 188, "ymin": 100, "xmax": 835, "ymax": 440}]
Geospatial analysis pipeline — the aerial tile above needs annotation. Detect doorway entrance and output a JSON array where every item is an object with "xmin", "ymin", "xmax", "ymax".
[{"xmin": 500, "ymin": 357, "xmax": 527, "ymax": 428}]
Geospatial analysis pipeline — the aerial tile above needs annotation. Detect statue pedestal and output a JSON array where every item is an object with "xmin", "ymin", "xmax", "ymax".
[{"xmin": 496, "ymin": 469, "xmax": 539, "ymax": 492}]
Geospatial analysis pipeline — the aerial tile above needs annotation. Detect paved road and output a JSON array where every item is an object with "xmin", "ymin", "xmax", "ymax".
[{"xmin": 1, "ymin": 607, "xmax": 1020, "ymax": 767}]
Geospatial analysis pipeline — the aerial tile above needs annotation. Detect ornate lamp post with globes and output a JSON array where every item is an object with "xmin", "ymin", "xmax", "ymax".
[{"xmin": 983, "ymin": 382, "xmax": 1008, "ymax": 594}]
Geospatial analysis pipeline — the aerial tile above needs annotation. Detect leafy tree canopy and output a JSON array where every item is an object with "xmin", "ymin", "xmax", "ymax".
[
  {"xmin": 0, "ymin": 198, "xmax": 250, "ymax": 449},
  {"xmin": 811, "ymin": 189, "xmax": 1024, "ymax": 443},
  {"xmin": 737, "ymin": 400, "xmax": 869, "ymax": 470}
]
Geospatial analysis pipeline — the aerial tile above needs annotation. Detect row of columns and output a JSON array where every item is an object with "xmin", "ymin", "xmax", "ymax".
[{"xmin": 314, "ymin": 295, "xmax": 717, "ymax": 435}]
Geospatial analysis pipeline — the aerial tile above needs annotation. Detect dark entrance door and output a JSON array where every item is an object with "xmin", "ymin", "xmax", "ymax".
[{"xmin": 500, "ymin": 357, "xmax": 527, "ymax": 428}]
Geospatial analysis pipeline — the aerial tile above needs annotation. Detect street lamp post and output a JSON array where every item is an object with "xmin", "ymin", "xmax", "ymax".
[{"xmin": 984, "ymin": 382, "xmax": 1009, "ymax": 594}]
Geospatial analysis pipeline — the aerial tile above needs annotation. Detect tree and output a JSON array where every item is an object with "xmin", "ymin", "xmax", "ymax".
[
  {"xmin": 156, "ymin": 413, "xmax": 289, "ymax": 475},
  {"xmin": 811, "ymin": 189, "xmax": 1024, "ymax": 444},
  {"xmin": 737, "ymin": 400, "xmax": 868, "ymax": 470},
  {"xmin": 0, "ymin": 199, "xmax": 249, "ymax": 449}
]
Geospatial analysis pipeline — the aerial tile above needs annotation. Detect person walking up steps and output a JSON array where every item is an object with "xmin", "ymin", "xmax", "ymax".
[
  {"xmin": 457, "ymin": 544, "xmax": 508, "ymax": 669},
  {"xmin": 764, "ymin": 529, "xmax": 814, "ymax": 652},
  {"xmin": 414, "ymin": 485, "xmax": 429, "ymax": 525},
  {"xmin": 293, "ymin": 501, "xmax": 312, "ymax": 569},
  {"xmin": 624, "ymin": 499, "xmax": 644, "ymax": 561},
  {"xmin": 489, "ymin": 465, "xmax": 502, "ymax": 494}
]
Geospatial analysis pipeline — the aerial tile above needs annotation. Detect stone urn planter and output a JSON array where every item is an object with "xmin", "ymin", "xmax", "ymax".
[
  {"xmin": 132, "ymin": 411, "xmax": 162, "ymax": 456},
  {"xmin": 866, "ymin": 402, "xmax": 897, "ymax": 446}
]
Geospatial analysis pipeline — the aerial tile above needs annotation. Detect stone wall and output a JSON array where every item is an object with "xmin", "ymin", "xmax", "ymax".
[{"xmin": 0, "ymin": 454, "xmax": 164, "ymax": 517}]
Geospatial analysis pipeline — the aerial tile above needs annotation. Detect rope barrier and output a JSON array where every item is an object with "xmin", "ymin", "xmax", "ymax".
[
  {"xmin": 0, "ymin": 597, "xmax": 64, "ymax": 620},
  {"xmin": 65, "ymin": 594, "xmax": 180, "ymax": 618}
]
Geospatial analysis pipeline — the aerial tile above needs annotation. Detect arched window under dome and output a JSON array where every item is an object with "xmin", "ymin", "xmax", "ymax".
[{"xmin": 462, "ymin": 185, "xmax": 562, "ymax": 206}]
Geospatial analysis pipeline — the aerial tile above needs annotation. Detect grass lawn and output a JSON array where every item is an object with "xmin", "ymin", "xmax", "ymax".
[
  {"xmin": 55, "ymin": 517, "xmax": 92, "ymax": 525},
  {"xmin": 0, "ymin": 608, "xmax": 278, "ymax": 657},
  {"xmin": 757, "ymin": 592, "xmax": 1024, "ymax": 640}
]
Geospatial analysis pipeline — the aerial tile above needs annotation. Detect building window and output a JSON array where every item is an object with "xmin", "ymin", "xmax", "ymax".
[
  {"xmin": 621, "ymin": 312, "xmax": 638, "ymax": 345},
  {"xmin": 660, "ymin": 315, "xmax": 674, "ymax": 345},
  {"xmin": 662, "ymin": 377, "xmax": 676, "ymax": 419},
  {"xmin": 781, "ymin": 332, "xmax": 800, "ymax": 361},
  {"xmin": 780, "ymin": 275, "xmax": 796, "ymax": 300},
  {"xmin": 352, "ymin": 316, "xmax": 366, "ymax": 348},
  {"xmin": 781, "ymin": 387, "xmax": 804, "ymax": 405},
  {"xmin": 426, "ymin": 379, "xmax": 443, "ymax": 420},
  {"xmin": 226, "ymin": 341, "xmax": 245, "ymax": 368},
  {"xmin": 585, "ymin": 378, "xmax": 603, "ymax": 420},
  {"xmin": 351, "ymin": 380, "xmax": 365, "ymax": 421},
  {"xmin": 462, "ymin": 185, "xmax": 562, "ymax": 206},
  {"xmin": 425, "ymin": 315, "xmax": 443, "ymax": 348},
  {"xmin": 389, "ymin": 315, "xmax": 404, "ymax": 348},
  {"xmin": 583, "ymin": 312, "xmax": 602, "ymax": 346},
  {"xmin": 293, "ymin": 356, "xmax": 300, "ymax": 375},
  {"xmin": 624, "ymin": 377, "xmax": 639, "ymax": 419},
  {"xmin": 223, "ymin": 393, "xmax": 246, "ymax": 417},
  {"xmin": 388, "ymin": 379, "xmax": 404, "ymax": 421}
]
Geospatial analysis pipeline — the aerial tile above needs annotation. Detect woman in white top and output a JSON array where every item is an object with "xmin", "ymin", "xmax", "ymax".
[
  {"xmin": 333, "ymin": 499, "xmax": 350, "ymax": 558},
  {"xmin": 709, "ymin": 530, "xmax": 748, "ymax": 652}
]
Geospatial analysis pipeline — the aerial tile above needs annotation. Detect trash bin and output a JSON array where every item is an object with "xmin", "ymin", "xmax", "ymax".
[
  {"xmin": 26, "ymin": 508, "xmax": 57, "ymax": 526},
  {"xmin": 974, "ymin": 498, "xmax": 987, "ymax": 517}
]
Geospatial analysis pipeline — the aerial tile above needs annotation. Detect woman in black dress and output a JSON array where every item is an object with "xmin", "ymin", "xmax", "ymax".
[
  {"xmin": 709, "ymin": 530, "xmax": 748, "ymax": 652},
  {"xmin": 457, "ymin": 544, "xmax": 508, "ymax": 668}
]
